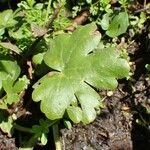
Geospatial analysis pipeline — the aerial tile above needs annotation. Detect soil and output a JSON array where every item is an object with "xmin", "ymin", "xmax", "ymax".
[
  {"xmin": 0, "ymin": 131, "xmax": 17, "ymax": 150},
  {"xmin": 61, "ymin": 87, "xmax": 133, "ymax": 150}
]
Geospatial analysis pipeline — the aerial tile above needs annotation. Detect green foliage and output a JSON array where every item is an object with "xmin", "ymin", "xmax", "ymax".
[
  {"xmin": 18, "ymin": 1, "xmax": 46, "ymax": 26},
  {"xmin": 146, "ymin": 64, "xmax": 150, "ymax": 71},
  {"xmin": 0, "ymin": 56, "xmax": 20, "ymax": 89},
  {"xmin": 2, "ymin": 75, "xmax": 29, "ymax": 105},
  {"xmin": 31, "ymin": 119, "xmax": 56, "ymax": 145},
  {"xmin": 32, "ymin": 23, "xmax": 130, "ymax": 124},
  {"xmin": 100, "ymin": 11, "xmax": 129, "ymax": 37},
  {"xmin": 101, "ymin": 13, "xmax": 111, "ymax": 30},
  {"xmin": 0, "ymin": 75, "xmax": 29, "ymax": 109},
  {"xmin": 129, "ymin": 12, "xmax": 147, "ymax": 35},
  {"xmin": 0, "ymin": 9, "xmax": 17, "ymax": 37},
  {"xmin": 72, "ymin": 0, "xmax": 131, "ymax": 37},
  {"xmin": 63, "ymin": 120, "xmax": 72, "ymax": 129},
  {"xmin": 0, "ymin": 55, "xmax": 29, "ymax": 108},
  {"xmin": 106, "ymin": 12, "xmax": 129, "ymax": 37},
  {"xmin": 31, "ymin": 119, "xmax": 50, "ymax": 145},
  {"xmin": 0, "ymin": 114, "xmax": 13, "ymax": 136}
]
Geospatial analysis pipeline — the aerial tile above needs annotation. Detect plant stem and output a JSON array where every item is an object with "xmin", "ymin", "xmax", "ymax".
[
  {"xmin": 45, "ymin": 5, "xmax": 62, "ymax": 29},
  {"xmin": 25, "ymin": 135, "xmax": 38, "ymax": 148},
  {"xmin": 23, "ymin": 5, "xmax": 62, "ymax": 60},
  {"xmin": 45, "ymin": 0, "xmax": 52, "ymax": 24},
  {"xmin": 53, "ymin": 123, "xmax": 62, "ymax": 150},
  {"xmin": 14, "ymin": 123, "xmax": 33, "ymax": 134}
]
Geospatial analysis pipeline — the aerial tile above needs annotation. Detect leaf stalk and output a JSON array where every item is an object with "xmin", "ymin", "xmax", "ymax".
[{"xmin": 53, "ymin": 123, "xmax": 62, "ymax": 150}]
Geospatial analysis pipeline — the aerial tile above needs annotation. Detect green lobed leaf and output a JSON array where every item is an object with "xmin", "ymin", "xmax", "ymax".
[
  {"xmin": 106, "ymin": 12, "xmax": 129, "ymax": 37},
  {"xmin": 32, "ymin": 23, "xmax": 130, "ymax": 124}
]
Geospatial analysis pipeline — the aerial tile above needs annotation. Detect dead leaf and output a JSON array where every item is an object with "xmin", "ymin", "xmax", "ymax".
[{"xmin": 0, "ymin": 42, "xmax": 21, "ymax": 54}]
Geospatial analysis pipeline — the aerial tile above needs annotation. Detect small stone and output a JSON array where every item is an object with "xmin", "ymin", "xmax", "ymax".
[{"xmin": 107, "ymin": 91, "xmax": 114, "ymax": 97}]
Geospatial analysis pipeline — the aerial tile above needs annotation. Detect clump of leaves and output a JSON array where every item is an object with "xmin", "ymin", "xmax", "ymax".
[
  {"xmin": 0, "ymin": 9, "xmax": 17, "ymax": 39},
  {"xmin": 31, "ymin": 119, "xmax": 55, "ymax": 145},
  {"xmin": 32, "ymin": 23, "xmax": 130, "ymax": 124},
  {"xmin": 72, "ymin": 0, "xmax": 130, "ymax": 37},
  {"xmin": 0, "ymin": 55, "xmax": 29, "ymax": 109}
]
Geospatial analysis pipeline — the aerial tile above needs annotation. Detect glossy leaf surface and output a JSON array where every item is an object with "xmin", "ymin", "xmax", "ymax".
[{"xmin": 32, "ymin": 23, "xmax": 130, "ymax": 124}]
